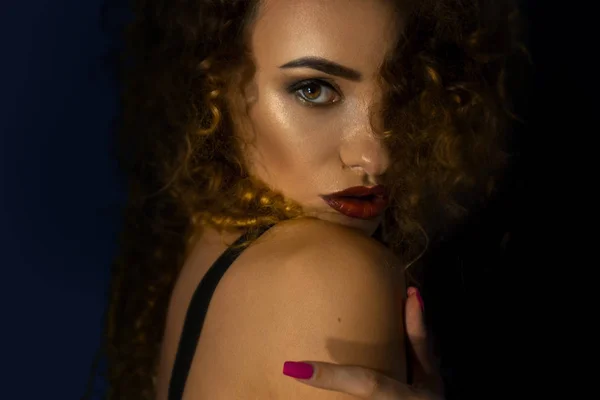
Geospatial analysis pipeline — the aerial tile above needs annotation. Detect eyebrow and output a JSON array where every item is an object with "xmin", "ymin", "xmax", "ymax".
[{"xmin": 279, "ymin": 56, "xmax": 362, "ymax": 81}]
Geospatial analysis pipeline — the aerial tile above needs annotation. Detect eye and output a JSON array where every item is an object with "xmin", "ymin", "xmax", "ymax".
[{"xmin": 288, "ymin": 79, "xmax": 342, "ymax": 106}]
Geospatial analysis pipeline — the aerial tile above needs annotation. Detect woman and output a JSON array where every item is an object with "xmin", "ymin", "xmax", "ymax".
[{"xmin": 99, "ymin": 0, "xmax": 526, "ymax": 399}]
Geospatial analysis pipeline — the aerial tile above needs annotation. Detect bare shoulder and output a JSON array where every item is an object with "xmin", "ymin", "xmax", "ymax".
[
  {"xmin": 191, "ymin": 218, "xmax": 406, "ymax": 399},
  {"xmin": 247, "ymin": 217, "xmax": 402, "ymax": 274},
  {"xmin": 237, "ymin": 218, "xmax": 404, "ymax": 306}
]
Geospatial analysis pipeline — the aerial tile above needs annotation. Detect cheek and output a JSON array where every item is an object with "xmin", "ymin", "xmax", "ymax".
[{"xmin": 248, "ymin": 89, "xmax": 341, "ymax": 174}]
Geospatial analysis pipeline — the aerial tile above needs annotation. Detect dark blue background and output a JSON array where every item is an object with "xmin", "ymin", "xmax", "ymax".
[{"xmin": 1, "ymin": 1, "xmax": 124, "ymax": 398}]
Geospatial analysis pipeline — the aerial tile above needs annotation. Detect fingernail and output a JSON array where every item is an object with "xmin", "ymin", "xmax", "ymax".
[
  {"xmin": 407, "ymin": 287, "xmax": 425, "ymax": 312},
  {"xmin": 282, "ymin": 361, "xmax": 314, "ymax": 380},
  {"xmin": 415, "ymin": 289, "xmax": 425, "ymax": 312}
]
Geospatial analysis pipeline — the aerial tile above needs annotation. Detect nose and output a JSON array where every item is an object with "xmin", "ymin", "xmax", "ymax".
[{"xmin": 339, "ymin": 109, "xmax": 390, "ymax": 180}]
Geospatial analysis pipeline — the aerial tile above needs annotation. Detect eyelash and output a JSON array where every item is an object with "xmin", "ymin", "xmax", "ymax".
[{"xmin": 286, "ymin": 78, "xmax": 343, "ymax": 107}]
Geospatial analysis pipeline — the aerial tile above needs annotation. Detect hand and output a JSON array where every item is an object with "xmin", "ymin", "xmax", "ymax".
[{"xmin": 282, "ymin": 287, "xmax": 444, "ymax": 399}]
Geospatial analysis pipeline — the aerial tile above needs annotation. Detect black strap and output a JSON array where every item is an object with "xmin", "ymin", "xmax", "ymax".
[{"xmin": 168, "ymin": 224, "xmax": 275, "ymax": 400}]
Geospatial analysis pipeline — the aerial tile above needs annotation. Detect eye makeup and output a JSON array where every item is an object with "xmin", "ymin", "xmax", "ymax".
[{"xmin": 285, "ymin": 78, "xmax": 344, "ymax": 107}]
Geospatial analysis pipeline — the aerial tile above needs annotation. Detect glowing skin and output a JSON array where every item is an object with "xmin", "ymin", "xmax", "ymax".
[
  {"xmin": 154, "ymin": 4, "xmax": 407, "ymax": 399},
  {"xmin": 236, "ymin": 0, "xmax": 401, "ymax": 236}
]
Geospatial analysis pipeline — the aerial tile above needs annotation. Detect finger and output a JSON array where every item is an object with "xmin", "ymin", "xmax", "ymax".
[
  {"xmin": 283, "ymin": 360, "xmax": 421, "ymax": 400},
  {"xmin": 405, "ymin": 287, "xmax": 436, "ymax": 376}
]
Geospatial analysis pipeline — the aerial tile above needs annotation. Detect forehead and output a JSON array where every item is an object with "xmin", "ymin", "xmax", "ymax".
[{"xmin": 251, "ymin": 0, "xmax": 401, "ymax": 77}]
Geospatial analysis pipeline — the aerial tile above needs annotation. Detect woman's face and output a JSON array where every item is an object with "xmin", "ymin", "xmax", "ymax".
[{"xmin": 237, "ymin": 0, "xmax": 401, "ymax": 235}]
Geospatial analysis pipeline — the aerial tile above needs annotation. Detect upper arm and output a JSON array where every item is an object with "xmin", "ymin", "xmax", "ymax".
[{"xmin": 202, "ymin": 221, "xmax": 406, "ymax": 399}]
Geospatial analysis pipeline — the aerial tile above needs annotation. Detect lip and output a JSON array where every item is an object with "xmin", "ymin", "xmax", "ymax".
[{"xmin": 320, "ymin": 185, "xmax": 389, "ymax": 220}]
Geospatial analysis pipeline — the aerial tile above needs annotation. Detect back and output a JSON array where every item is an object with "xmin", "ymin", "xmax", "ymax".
[{"xmin": 156, "ymin": 218, "xmax": 406, "ymax": 400}]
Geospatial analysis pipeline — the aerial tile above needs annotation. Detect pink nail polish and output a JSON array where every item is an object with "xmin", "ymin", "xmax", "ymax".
[
  {"xmin": 415, "ymin": 289, "xmax": 424, "ymax": 312},
  {"xmin": 282, "ymin": 361, "xmax": 314, "ymax": 380}
]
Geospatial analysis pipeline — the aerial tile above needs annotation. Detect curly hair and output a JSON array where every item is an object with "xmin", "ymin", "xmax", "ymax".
[{"xmin": 87, "ymin": 0, "xmax": 529, "ymax": 398}]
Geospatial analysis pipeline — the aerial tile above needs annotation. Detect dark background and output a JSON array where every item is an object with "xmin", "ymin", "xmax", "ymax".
[
  {"xmin": 1, "ymin": 1, "xmax": 125, "ymax": 398},
  {"xmin": 1, "ymin": 1, "xmax": 560, "ymax": 399}
]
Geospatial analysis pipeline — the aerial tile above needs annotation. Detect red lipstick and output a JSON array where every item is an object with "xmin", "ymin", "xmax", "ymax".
[{"xmin": 320, "ymin": 185, "xmax": 389, "ymax": 220}]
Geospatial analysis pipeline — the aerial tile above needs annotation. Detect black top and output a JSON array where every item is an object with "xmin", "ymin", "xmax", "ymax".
[{"xmin": 168, "ymin": 224, "xmax": 275, "ymax": 400}]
